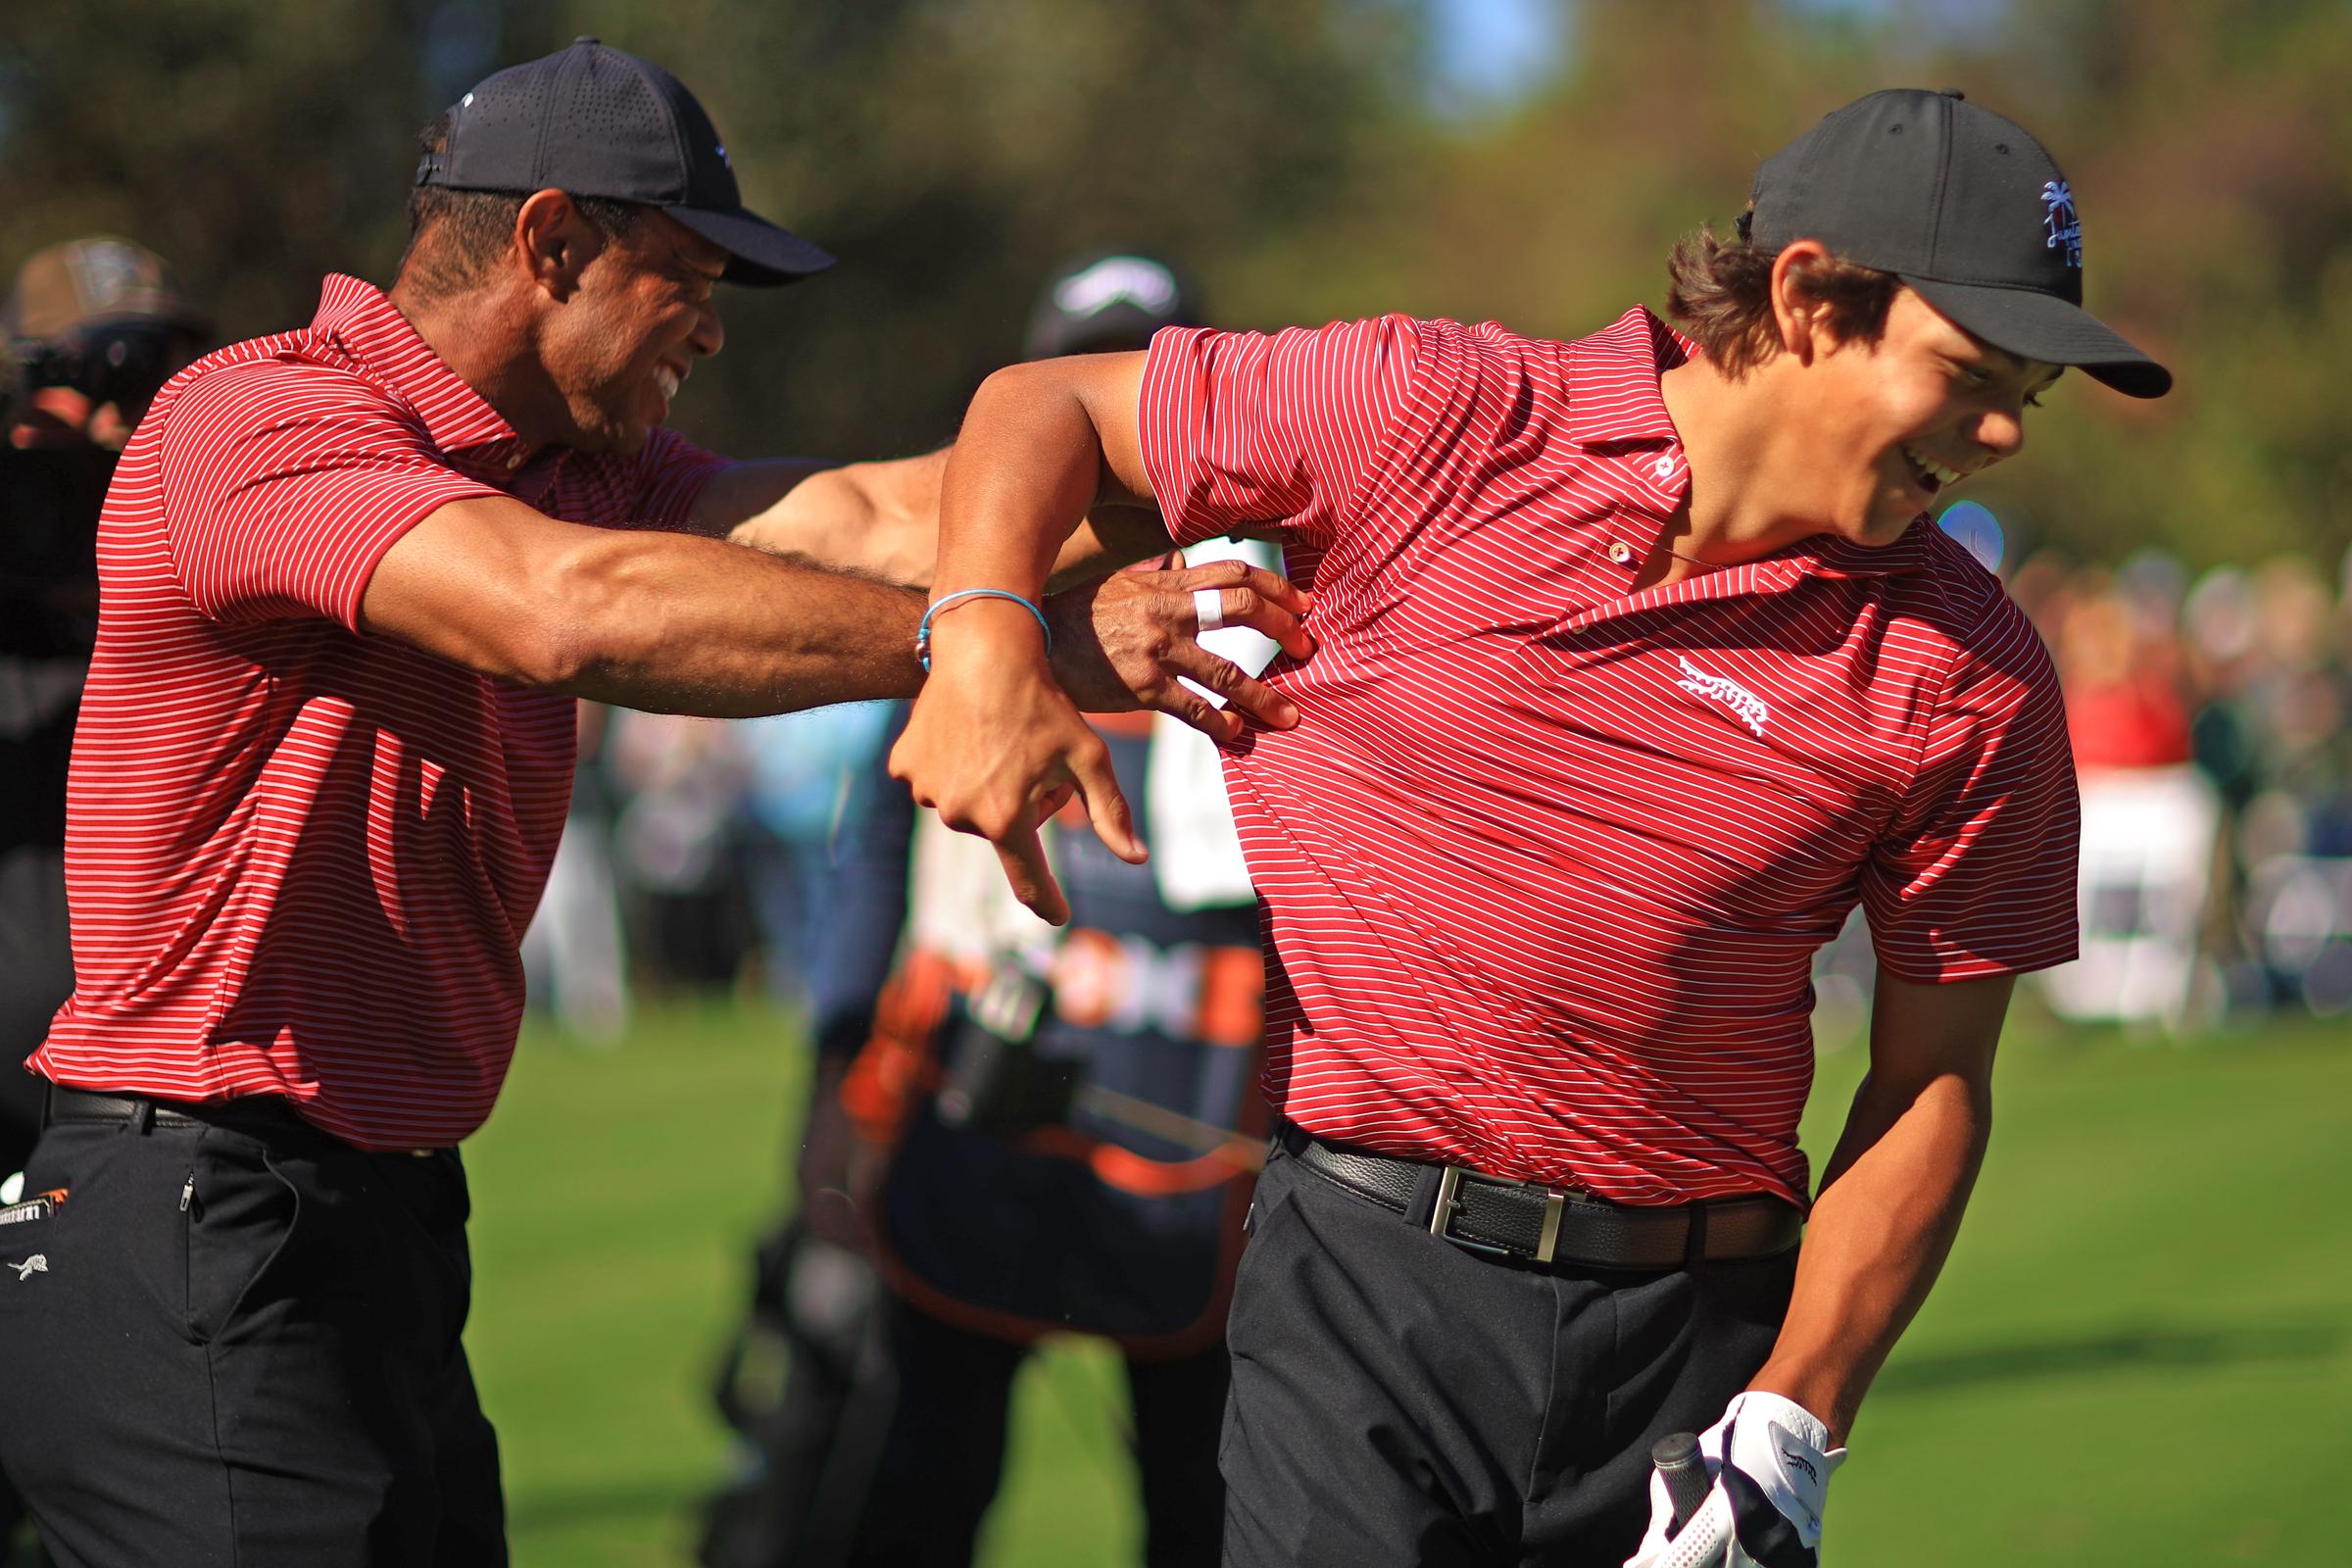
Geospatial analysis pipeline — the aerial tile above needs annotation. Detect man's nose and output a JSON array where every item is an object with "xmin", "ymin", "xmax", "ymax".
[{"xmin": 692, "ymin": 301, "xmax": 725, "ymax": 360}]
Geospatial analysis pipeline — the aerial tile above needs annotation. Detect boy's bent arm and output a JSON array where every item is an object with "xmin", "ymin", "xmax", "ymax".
[{"xmin": 888, "ymin": 353, "xmax": 1311, "ymax": 924}]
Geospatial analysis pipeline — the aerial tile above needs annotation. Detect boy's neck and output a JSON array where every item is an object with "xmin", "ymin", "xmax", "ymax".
[{"xmin": 1655, "ymin": 352, "xmax": 1825, "ymax": 574}]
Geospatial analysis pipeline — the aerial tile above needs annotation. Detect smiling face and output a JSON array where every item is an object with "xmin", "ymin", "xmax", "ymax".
[
  {"xmin": 536, "ymin": 210, "xmax": 728, "ymax": 455},
  {"xmin": 1789, "ymin": 284, "xmax": 2061, "ymax": 547}
]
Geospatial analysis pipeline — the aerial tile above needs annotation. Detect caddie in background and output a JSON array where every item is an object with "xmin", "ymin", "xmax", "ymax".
[
  {"xmin": 892, "ymin": 90, "xmax": 2171, "ymax": 1567},
  {"xmin": 0, "ymin": 40, "xmax": 1304, "ymax": 1568},
  {"xmin": 703, "ymin": 252, "xmax": 1268, "ymax": 1568},
  {"xmin": 0, "ymin": 236, "xmax": 212, "ymax": 1564}
]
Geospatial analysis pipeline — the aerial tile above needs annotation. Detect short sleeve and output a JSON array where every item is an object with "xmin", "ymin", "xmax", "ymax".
[
  {"xmin": 630, "ymin": 424, "xmax": 732, "ymax": 525},
  {"xmin": 1138, "ymin": 316, "xmax": 1419, "ymax": 552},
  {"xmin": 1862, "ymin": 598, "xmax": 2082, "ymax": 981},
  {"xmin": 159, "ymin": 362, "xmax": 503, "ymax": 630}
]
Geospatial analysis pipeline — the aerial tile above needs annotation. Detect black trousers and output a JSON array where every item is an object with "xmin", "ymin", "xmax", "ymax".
[
  {"xmin": 1219, "ymin": 1146, "xmax": 1797, "ymax": 1568},
  {"xmin": 0, "ymin": 1102, "xmax": 505, "ymax": 1567},
  {"xmin": 846, "ymin": 1297, "xmax": 1230, "ymax": 1568}
]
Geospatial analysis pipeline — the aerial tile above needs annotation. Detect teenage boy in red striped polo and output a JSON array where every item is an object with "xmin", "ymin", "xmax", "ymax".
[
  {"xmin": 0, "ymin": 40, "xmax": 1303, "ymax": 1568},
  {"xmin": 891, "ymin": 90, "xmax": 2169, "ymax": 1568}
]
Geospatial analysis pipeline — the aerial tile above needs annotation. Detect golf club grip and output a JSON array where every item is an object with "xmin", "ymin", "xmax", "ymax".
[{"xmin": 1651, "ymin": 1431, "xmax": 1712, "ymax": 1529}]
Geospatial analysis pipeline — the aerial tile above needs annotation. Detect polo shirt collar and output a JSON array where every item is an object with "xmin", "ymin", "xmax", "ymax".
[
  {"xmin": 310, "ymin": 274, "xmax": 533, "ymax": 469},
  {"xmin": 1565, "ymin": 305, "xmax": 1691, "ymax": 448},
  {"xmin": 1567, "ymin": 303, "xmax": 1928, "ymax": 582}
]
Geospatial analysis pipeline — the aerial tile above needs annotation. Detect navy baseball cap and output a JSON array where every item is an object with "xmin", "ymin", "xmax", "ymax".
[
  {"xmin": 1024, "ymin": 252, "xmax": 1199, "ymax": 359},
  {"xmin": 1748, "ymin": 88, "xmax": 2169, "ymax": 398},
  {"xmin": 416, "ymin": 37, "xmax": 832, "ymax": 287}
]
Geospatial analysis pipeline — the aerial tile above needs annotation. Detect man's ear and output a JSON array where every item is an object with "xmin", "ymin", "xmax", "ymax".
[
  {"xmin": 1767, "ymin": 238, "xmax": 1837, "ymax": 367},
  {"xmin": 514, "ymin": 189, "xmax": 603, "ymax": 302}
]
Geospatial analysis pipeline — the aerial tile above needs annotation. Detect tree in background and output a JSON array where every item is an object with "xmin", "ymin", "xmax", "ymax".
[
  {"xmin": 1, "ymin": 0, "xmax": 1413, "ymax": 462},
  {"xmin": 5, "ymin": 0, "xmax": 2348, "ymax": 567}
]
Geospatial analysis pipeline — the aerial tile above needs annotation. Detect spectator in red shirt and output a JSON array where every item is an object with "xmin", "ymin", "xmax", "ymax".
[
  {"xmin": 0, "ymin": 40, "xmax": 1304, "ymax": 1568},
  {"xmin": 892, "ymin": 91, "xmax": 2170, "ymax": 1568},
  {"xmin": 2061, "ymin": 589, "xmax": 2194, "ymax": 770}
]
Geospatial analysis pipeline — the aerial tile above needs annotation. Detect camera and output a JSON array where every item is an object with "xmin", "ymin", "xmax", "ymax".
[{"xmin": 7, "ymin": 319, "xmax": 192, "ymax": 426}]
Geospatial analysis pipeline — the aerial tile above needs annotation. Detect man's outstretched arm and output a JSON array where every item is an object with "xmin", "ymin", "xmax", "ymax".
[
  {"xmin": 1748, "ymin": 967, "xmax": 2012, "ymax": 1441},
  {"xmin": 693, "ymin": 449, "xmax": 1190, "ymax": 593},
  {"xmin": 360, "ymin": 489, "xmax": 1305, "ymax": 723}
]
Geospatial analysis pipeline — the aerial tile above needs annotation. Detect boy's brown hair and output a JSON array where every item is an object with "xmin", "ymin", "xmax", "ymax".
[{"xmin": 1665, "ymin": 210, "xmax": 1902, "ymax": 376}]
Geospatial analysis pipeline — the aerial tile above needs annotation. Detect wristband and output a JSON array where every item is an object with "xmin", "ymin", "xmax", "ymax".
[{"xmin": 916, "ymin": 588, "xmax": 1053, "ymax": 672}]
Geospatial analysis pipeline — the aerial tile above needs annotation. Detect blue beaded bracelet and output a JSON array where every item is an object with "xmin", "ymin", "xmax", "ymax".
[{"xmin": 916, "ymin": 588, "xmax": 1053, "ymax": 671}]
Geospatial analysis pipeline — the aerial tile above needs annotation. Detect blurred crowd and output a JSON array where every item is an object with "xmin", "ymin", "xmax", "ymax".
[
  {"xmin": 2017, "ymin": 543, "xmax": 2352, "ymax": 1021},
  {"xmin": 518, "ymin": 699, "xmax": 902, "ymax": 1039}
]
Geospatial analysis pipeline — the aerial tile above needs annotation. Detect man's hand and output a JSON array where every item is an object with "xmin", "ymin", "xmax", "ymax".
[
  {"xmin": 1625, "ymin": 1393, "xmax": 1844, "ymax": 1568},
  {"xmin": 891, "ymin": 559, "xmax": 1312, "ymax": 925},
  {"xmin": 1046, "ymin": 558, "xmax": 1312, "ymax": 739}
]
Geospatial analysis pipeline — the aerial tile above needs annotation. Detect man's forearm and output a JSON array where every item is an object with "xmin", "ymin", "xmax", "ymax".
[
  {"xmin": 711, "ymin": 453, "xmax": 943, "ymax": 585},
  {"xmin": 709, "ymin": 445, "xmax": 1168, "ymax": 598},
  {"xmin": 1745, "ymin": 1066, "xmax": 1991, "ymax": 1443},
  {"xmin": 551, "ymin": 527, "xmax": 925, "ymax": 716}
]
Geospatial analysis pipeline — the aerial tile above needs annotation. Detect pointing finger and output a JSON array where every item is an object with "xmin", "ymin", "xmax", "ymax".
[
  {"xmin": 1067, "ymin": 737, "xmax": 1148, "ymax": 864},
  {"xmin": 994, "ymin": 826, "xmax": 1069, "ymax": 926}
]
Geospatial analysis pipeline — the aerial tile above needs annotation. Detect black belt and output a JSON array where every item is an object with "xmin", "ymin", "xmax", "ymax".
[
  {"xmin": 42, "ymin": 1085, "xmax": 456, "ymax": 1156},
  {"xmin": 1293, "ymin": 1133, "xmax": 1802, "ymax": 1271},
  {"xmin": 44, "ymin": 1083, "xmax": 304, "ymax": 1132}
]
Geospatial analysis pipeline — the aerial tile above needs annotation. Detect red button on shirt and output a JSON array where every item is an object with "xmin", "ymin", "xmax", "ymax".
[
  {"xmin": 34, "ymin": 276, "xmax": 728, "ymax": 1151},
  {"xmin": 1139, "ymin": 307, "xmax": 2079, "ymax": 1205}
]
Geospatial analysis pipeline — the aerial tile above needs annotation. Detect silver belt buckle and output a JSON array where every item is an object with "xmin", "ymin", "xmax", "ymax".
[{"xmin": 1430, "ymin": 1165, "xmax": 1582, "ymax": 1264}]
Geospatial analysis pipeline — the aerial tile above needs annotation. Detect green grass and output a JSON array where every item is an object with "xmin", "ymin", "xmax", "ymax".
[{"xmin": 465, "ymin": 1001, "xmax": 2352, "ymax": 1567}]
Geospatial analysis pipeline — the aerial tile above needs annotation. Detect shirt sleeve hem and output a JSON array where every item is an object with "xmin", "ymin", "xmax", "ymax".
[
  {"xmin": 327, "ymin": 480, "xmax": 510, "ymax": 634},
  {"xmin": 1873, "ymin": 944, "xmax": 2079, "ymax": 985},
  {"xmin": 1138, "ymin": 323, "xmax": 1204, "ymax": 546}
]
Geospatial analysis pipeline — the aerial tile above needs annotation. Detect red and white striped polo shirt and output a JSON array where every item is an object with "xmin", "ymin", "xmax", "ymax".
[
  {"xmin": 34, "ymin": 275, "xmax": 727, "ymax": 1151},
  {"xmin": 1139, "ymin": 306, "xmax": 2079, "ymax": 1205}
]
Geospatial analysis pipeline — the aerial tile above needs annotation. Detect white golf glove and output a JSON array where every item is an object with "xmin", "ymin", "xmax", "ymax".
[{"xmin": 1622, "ymin": 1391, "xmax": 1846, "ymax": 1568}]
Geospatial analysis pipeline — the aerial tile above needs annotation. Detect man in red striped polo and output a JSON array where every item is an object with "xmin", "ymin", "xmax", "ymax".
[
  {"xmin": 0, "ymin": 40, "xmax": 1305, "ymax": 1568},
  {"xmin": 891, "ymin": 90, "xmax": 2170, "ymax": 1566}
]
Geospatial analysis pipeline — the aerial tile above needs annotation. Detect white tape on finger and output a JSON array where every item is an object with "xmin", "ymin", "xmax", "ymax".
[{"xmin": 1174, "ymin": 537, "xmax": 1283, "ymax": 710}]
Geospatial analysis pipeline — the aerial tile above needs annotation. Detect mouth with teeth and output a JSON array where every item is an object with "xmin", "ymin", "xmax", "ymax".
[
  {"xmin": 653, "ymin": 365, "xmax": 682, "ymax": 405},
  {"xmin": 1898, "ymin": 443, "xmax": 1964, "ymax": 498}
]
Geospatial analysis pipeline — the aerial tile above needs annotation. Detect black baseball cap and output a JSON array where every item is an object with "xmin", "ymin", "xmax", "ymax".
[
  {"xmin": 1024, "ymin": 251, "xmax": 1200, "ymax": 359},
  {"xmin": 416, "ymin": 37, "xmax": 832, "ymax": 287},
  {"xmin": 1748, "ymin": 88, "xmax": 2169, "ymax": 398}
]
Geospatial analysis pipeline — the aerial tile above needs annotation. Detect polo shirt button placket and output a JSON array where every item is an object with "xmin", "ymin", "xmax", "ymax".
[{"xmin": 1606, "ymin": 540, "xmax": 1636, "ymax": 567}]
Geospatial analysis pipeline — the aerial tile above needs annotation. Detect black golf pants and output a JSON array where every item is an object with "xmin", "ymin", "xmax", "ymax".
[
  {"xmin": 1219, "ymin": 1145, "xmax": 1797, "ymax": 1568},
  {"xmin": 0, "ymin": 1105, "xmax": 504, "ymax": 1567}
]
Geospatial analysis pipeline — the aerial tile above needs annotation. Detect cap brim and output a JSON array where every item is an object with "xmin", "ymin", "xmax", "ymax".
[
  {"xmin": 85, "ymin": 291, "xmax": 214, "ymax": 339},
  {"xmin": 668, "ymin": 205, "xmax": 835, "ymax": 287},
  {"xmin": 1903, "ymin": 276, "xmax": 2171, "ymax": 399}
]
